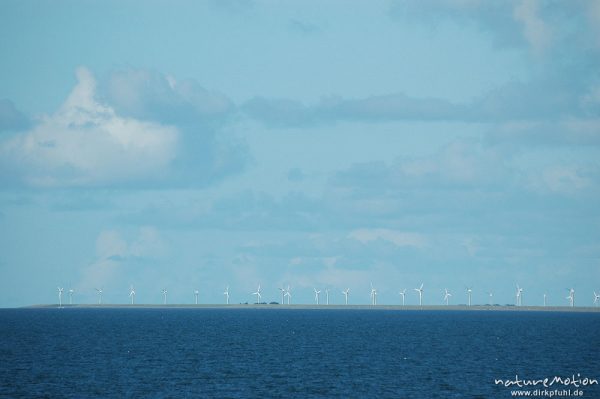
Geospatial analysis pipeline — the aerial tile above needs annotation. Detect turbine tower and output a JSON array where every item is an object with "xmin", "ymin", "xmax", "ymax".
[
  {"xmin": 466, "ymin": 287, "xmax": 473, "ymax": 307},
  {"xmin": 284, "ymin": 285, "xmax": 291, "ymax": 304},
  {"xmin": 194, "ymin": 290, "xmax": 199, "ymax": 305},
  {"xmin": 224, "ymin": 286, "xmax": 230, "ymax": 305},
  {"xmin": 443, "ymin": 288, "xmax": 451, "ymax": 306},
  {"xmin": 57, "ymin": 287, "xmax": 64, "ymax": 307},
  {"xmin": 543, "ymin": 293, "xmax": 547, "ymax": 307},
  {"xmin": 162, "ymin": 288, "xmax": 168, "ymax": 305},
  {"xmin": 414, "ymin": 283, "xmax": 424, "ymax": 306},
  {"xmin": 342, "ymin": 288, "xmax": 350, "ymax": 305},
  {"xmin": 566, "ymin": 288, "xmax": 575, "ymax": 307},
  {"xmin": 314, "ymin": 288, "xmax": 321, "ymax": 305},
  {"xmin": 594, "ymin": 291, "xmax": 600, "ymax": 307},
  {"xmin": 487, "ymin": 291, "xmax": 493, "ymax": 305},
  {"xmin": 370, "ymin": 283, "xmax": 377, "ymax": 306},
  {"xmin": 252, "ymin": 284, "xmax": 262, "ymax": 304},
  {"xmin": 68, "ymin": 288, "xmax": 74, "ymax": 305},
  {"xmin": 399, "ymin": 289, "xmax": 406, "ymax": 306},
  {"xmin": 95, "ymin": 288, "xmax": 103, "ymax": 305},
  {"xmin": 129, "ymin": 285, "xmax": 136, "ymax": 305},
  {"xmin": 325, "ymin": 288, "xmax": 330, "ymax": 305}
]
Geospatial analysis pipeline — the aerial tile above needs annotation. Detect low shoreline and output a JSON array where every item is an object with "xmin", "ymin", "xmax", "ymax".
[{"xmin": 17, "ymin": 304, "xmax": 600, "ymax": 312}]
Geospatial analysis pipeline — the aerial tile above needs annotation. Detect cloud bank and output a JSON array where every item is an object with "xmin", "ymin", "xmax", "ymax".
[{"xmin": 0, "ymin": 68, "xmax": 247, "ymax": 188}]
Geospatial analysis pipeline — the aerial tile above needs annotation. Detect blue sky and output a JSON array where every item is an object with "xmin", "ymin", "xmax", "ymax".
[{"xmin": 1, "ymin": 0, "xmax": 599, "ymax": 307}]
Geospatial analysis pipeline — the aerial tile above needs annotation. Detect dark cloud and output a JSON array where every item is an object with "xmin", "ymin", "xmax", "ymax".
[
  {"xmin": 243, "ymin": 67, "xmax": 598, "ymax": 127},
  {"xmin": 103, "ymin": 69, "xmax": 234, "ymax": 126},
  {"xmin": 240, "ymin": 2, "xmax": 598, "ymax": 129},
  {"xmin": 485, "ymin": 119, "xmax": 600, "ymax": 148},
  {"xmin": 388, "ymin": 1, "xmax": 596, "ymax": 54},
  {"xmin": 287, "ymin": 168, "xmax": 305, "ymax": 182},
  {"xmin": 242, "ymin": 93, "xmax": 465, "ymax": 127},
  {"xmin": 0, "ymin": 99, "xmax": 30, "ymax": 132},
  {"xmin": 288, "ymin": 18, "xmax": 320, "ymax": 34}
]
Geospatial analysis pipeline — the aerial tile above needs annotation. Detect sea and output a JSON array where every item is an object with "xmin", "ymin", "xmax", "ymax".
[{"xmin": 1, "ymin": 308, "xmax": 599, "ymax": 398}]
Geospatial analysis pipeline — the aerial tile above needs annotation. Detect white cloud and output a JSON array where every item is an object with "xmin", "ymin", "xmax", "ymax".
[
  {"xmin": 520, "ymin": 163, "xmax": 595, "ymax": 196},
  {"xmin": 96, "ymin": 230, "xmax": 128, "ymax": 260},
  {"xmin": 77, "ymin": 227, "xmax": 167, "ymax": 292},
  {"xmin": 349, "ymin": 228, "xmax": 427, "ymax": 248},
  {"xmin": 0, "ymin": 67, "xmax": 178, "ymax": 187},
  {"xmin": 513, "ymin": 0, "xmax": 552, "ymax": 55},
  {"xmin": 538, "ymin": 165, "xmax": 591, "ymax": 194}
]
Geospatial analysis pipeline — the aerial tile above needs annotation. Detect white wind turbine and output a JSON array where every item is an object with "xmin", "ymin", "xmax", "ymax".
[
  {"xmin": 466, "ymin": 287, "xmax": 473, "ymax": 307},
  {"xmin": 129, "ymin": 285, "xmax": 136, "ymax": 305},
  {"xmin": 594, "ymin": 291, "xmax": 600, "ymax": 306},
  {"xmin": 443, "ymin": 288, "xmax": 452, "ymax": 306},
  {"xmin": 284, "ymin": 285, "xmax": 291, "ymax": 304},
  {"xmin": 516, "ymin": 284, "xmax": 523, "ymax": 306},
  {"xmin": 162, "ymin": 288, "xmax": 168, "ymax": 305},
  {"xmin": 194, "ymin": 290, "xmax": 199, "ymax": 305},
  {"xmin": 224, "ymin": 286, "xmax": 230, "ymax": 305},
  {"xmin": 414, "ymin": 283, "xmax": 424, "ymax": 306},
  {"xmin": 370, "ymin": 283, "xmax": 378, "ymax": 306},
  {"xmin": 543, "ymin": 293, "xmax": 547, "ymax": 307},
  {"xmin": 487, "ymin": 291, "xmax": 493, "ymax": 305},
  {"xmin": 399, "ymin": 289, "xmax": 406, "ymax": 306},
  {"xmin": 57, "ymin": 287, "xmax": 64, "ymax": 307},
  {"xmin": 342, "ymin": 288, "xmax": 350, "ymax": 305},
  {"xmin": 68, "ymin": 288, "xmax": 74, "ymax": 305},
  {"xmin": 95, "ymin": 288, "xmax": 103, "ymax": 304},
  {"xmin": 566, "ymin": 288, "xmax": 575, "ymax": 307},
  {"xmin": 325, "ymin": 288, "xmax": 330, "ymax": 305},
  {"xmin": 314, "ymin": 288, "xmax": 321, "ymax": 305},
  {"xmin": 278, "ymin": 287, "xmax": 286, "ymax": 304},
  {"xmin": 252, "ymin": 284, "xmax": 262, "ymax": 304}
]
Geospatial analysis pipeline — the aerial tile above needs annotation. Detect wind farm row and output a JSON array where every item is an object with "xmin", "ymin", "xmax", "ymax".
[{"xmin": 54, "ymin": 283, "xmax": 600, "ymax": 308}]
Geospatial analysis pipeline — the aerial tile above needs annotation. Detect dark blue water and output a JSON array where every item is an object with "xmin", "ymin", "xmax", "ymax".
[{"xmin": 1, "ymin": 309, "xmax": 599, "ymax": 398}]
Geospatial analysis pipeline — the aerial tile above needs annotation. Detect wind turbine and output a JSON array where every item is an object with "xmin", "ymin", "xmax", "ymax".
[
  {"xmin": 399, "ymin": 289, "xmax": 406, "ymax": 306},
  {"xmin": 594, "ymin": 291, "xmax": 600, "ymax": 306},
  {"xmin": 466, "ymin": 287, "xmax": 473, "ymax": 307},
  {"xmin": 342, "ymin": 288, "xmax": 350, "ymax": 305},
  {"xmin": 325, "ymin": 288, "xmax": 330, "ymax": 305},
  {"xmin": 223, "ymin": 286, "xmax": 230, "ymax": 305},
  {"xmin": 543, "ymin": 293, "xmax": 547, "ymax": 307},
  {"xmin": 129, "ymin": 286, "xmax": 136, "ymax": 305},
  {"xmin": 414, "ymin": 283, "xmax": 424, "ymax": 306},
  {"xmin": 252, "ymin": 284, "xmax": 262, "ymax": 304},
  {"xmin": 566, "ymin": 288, "xmax": 575, "ymax": 307},
  {"xmin": 68, "ymin": 288, "xmax": 74, "ymax": 305},
  {"xmin": 516, "ymin": 284, "xmax": 523, "ymax": 306},
  {"xmin": 278, "ymin": 287, "xmax": 286, "ymax": 304},
  {"xmin": 487, "ymin": 291, "xmax": 493, "ymax": 305},
  {"xmin": 194, "ymin": 290, "xmax": 199, "ymax": 305},
  {"xmin": 95, "ymin": 288, "xmax": 103, "ymax": 304},
  {"xmin": 370, "ymin": 283, "xmax": 377, "ymax": 306},
  {"xmin": 284, "ymin": 285, "xmax": 291, "ymax": 304},
  {"xmin": 162, "ymin": 288, "xmax": 168, "ymax": 305},
  {"xmin": 443, "ymin": 288, "xmax": 452, "ymax": 306},
  {"xmin": 57, "ymin": 287, "xmax": 64, "ymax": 307},
  {"xmin": 314, "ymin": 288, "xmax": 321, "ymax": 305}
]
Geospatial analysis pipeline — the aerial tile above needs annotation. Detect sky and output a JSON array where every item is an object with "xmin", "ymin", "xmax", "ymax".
[{"xmin": 1, "ymin": 0, "xmax": 599, "ymax": 307}]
